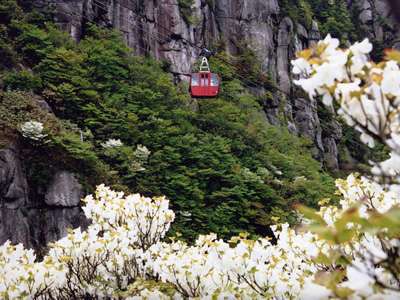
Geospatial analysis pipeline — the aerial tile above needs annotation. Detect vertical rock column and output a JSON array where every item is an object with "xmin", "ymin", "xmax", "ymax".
[
  {"xmin": 0, "ymin": 146, "xmax": 88, "ymax": 249},
  {"xmin": 0, "ymin": 147, "xmax": 31, "ymax": 247}
]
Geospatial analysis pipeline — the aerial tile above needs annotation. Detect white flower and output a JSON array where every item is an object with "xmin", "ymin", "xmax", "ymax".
[
  {"xmin": 360, "ymin": 132, "xmax": 375, "ymax": 148},
  {"xmin": 371, "ymin": 152, "xmax": 400, "ymax": 177},
  {"xmin": 322, "ymin": 92, "xmax": 333, "ymax": 107},
  {"xmin": 349, "ymin": 39, "xmax": 373, "ymax": 75},
  {"xmin": 313, "ymin": 61, "xmax": 346, "ymax": 87},
  {"xmin": 320, "ymin": 34, "xmax": 340, "ymax": 56},
  {"xmin": 351, "ymin": 51, "xmax": 369, "ymax": 77},
  {"xmin": 293, "ymin": 77, "xmax": 319, "ymax": 98},
  {"xmin": 292, "ymin": 58, "xmax": 312, "ymax": 75},
  {"xmin": 335, "ymin": 79, "xmax": 361, "ymax": 103},
  {"xmin": 350, "ymin": 38, "xmax": 373, "ymax": 55},
  {"xmin": 20, "ymin": 121, "xmax": 47, "ymax": 141},
  {"xmin": 381, "ymin": 61, "xmax": 400, "ymax": 96},
  {"xmin": 300, "ymin": 279, "xmax": 331, "ymax": 299},
  {"xmin": 340, "ymin": 259, "xmax": 383, "ymax": 298},
  {"xmin": 134, "ymin": 144, "xmax": 151, "ymax": 162},
  {"xmin": 129, "ymin": 144, "xmax": 151, "ymax": 173},
  {"xmin": 101, "ymin": 138, "xmax": 123, "ymax": 148}
]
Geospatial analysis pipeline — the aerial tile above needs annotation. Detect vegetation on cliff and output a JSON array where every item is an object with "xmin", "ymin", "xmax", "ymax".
[
  {"xmin": 1, "ymin": 1, "xmax": 400, "ymax": 299},
  {"xmin": 0, "ymin": 1, "xmax": 335, "ymax": 241},
  {"xmin": 280, "ymin": 0, "xmax": 356, "ymax": 41}
]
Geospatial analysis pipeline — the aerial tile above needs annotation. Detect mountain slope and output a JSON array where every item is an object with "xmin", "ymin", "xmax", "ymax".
[
  {"xmin": 0, "ymin": 1, "xmax": 336, "ymax": 247},
  {"xmin": 35, "ymin": 0, "xmax": 398, "ymax": 169}
]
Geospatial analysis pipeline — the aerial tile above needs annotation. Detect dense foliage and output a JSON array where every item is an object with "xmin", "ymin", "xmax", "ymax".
[
  {"xmin": 1, "ymin": 175, "xmax": 399, "ymax": 299},
  {"xmin": 280, "ymin": 0, "xmax": 356, "ymax": 42},
  {"xmin": 2, "ymin": 31, "xmax": 398, "ymax": 300},
  {"xmin": 0, "ymin": 1, "xmax": 336, "ymax": 241},
  {"xmin": 1, "ymin": 2, "xmax": 400, "ymax": 299}
]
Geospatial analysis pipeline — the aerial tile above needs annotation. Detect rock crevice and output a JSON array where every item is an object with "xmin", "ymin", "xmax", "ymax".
[
  {"xmin": 3, "ymin": 0, "xmax": 397, "ymax": 248},
  {"xmin": 36, "ymin": 0, "xmax": 399, "ymax": 168},
  {"xmin": 0, "ymin": 145, "xmax": 87, "ymax": 249}
]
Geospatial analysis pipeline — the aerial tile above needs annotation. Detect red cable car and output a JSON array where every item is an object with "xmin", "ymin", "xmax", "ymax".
[{"xmin": 190, "ymin": 57, "xmax": 220, "ymax": 98}]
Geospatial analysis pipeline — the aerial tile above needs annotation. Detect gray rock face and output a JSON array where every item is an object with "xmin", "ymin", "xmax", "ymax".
[
  {"xmin": 358, "ymin": 0, "xmax": 373, "ymax": 24},
  {"xmin": 277, "ymin": 17, "xmax": 294, "ymax": 94},
  {"xmin": 293, "ymin": 98, "xmax": 324, "ymax": 157},
  {"xmin": 0, "ymin": 206, "xmax": 88, "ymax": 249},
  {"xmin": 309, "ymin": 20, "xmax": 321, "ymax": 45},
  {"xmin": 2, "ymin": 0, "xmax": 397, "ymax": 250},
  {"xmin": 351, "ymin": 0, "xmax": 400, "ymax": 48},
  {"xmin": 0, "ymin": 147, "xmax": 28, "ymax": 209},
  {"xmin": 324, "ymin": 138, "xmax": 340, "ymax": 170},
  {"xmin": 32, "ymin": 0, "xmax": 400, "ymax": 169},
  {"xmin": 0, "ymin": 208, "xmax": 30, "ymax": 246},
  {"xmin": 321, "ymin": 118, "xmax": 342, "ymax": 170},
  {"xmin": 37, "ymin": 207, "xmax": 89, "ymax": 246},
  {"xmin": 45, "ymin": 171, "xmax": 83, "ymax": 207},
  {"xmin": 35, "ymin": 98, "xmax": 53, "ymax": 113},
  {"xmin": 0, "ymin": 145, "xmax": 87, "ymax": 249}
]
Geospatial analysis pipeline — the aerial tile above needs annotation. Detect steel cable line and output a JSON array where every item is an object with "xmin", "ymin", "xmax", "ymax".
[
  {"xmin": 73, "ymin": 0, "xmax": 287, "ymax": 94},
  {"xmin": 48, "ymin": 3, "xmax": 318, "ymax": 114},
  {"xmin": 55, "ymin": 4, "xmax": 226, "ymax": 97},
  {"xmin": 113, "ymin": 4, "xmax": 281, "ymax": 90},
  {"xmin": 49, "ymin": 0, "xmax": 315, "ymax": 106},
  {"xmin": 73, "ymin": 2, "xmax": 262, "ymax": 78}
]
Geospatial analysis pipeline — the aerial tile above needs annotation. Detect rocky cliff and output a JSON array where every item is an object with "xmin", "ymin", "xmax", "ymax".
[
  {"xmin": 2, "ymin": 0, "xmax": 399, "ymax": 249},
  {"xmin": 0, "ymin": 142, "xmax": 88, "ymax": 250},
  {"xmin": 351, "ymin": 0, "xmax": 400, "ymax": 50},
  {"xmin": 32, "ymin": 0, "xmax": 398, "ymax": 170}
]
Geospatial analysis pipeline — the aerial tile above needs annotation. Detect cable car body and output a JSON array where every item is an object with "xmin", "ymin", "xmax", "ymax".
[{"xmin": 190, "ymin": 57, "xmax": 220, "ymax": 98}]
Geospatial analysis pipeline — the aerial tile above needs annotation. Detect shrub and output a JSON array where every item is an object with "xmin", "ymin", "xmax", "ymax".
[
  {"xmin": 177, "ymin": 0, "xmax": 195, "ymax": 24},
  {"xmin": 20, "ymin": 120, "xmax": 48, "ymax": 142},
  {"xmin": 0, "ymin": 2, "xmax": 336, "ymax": 242},
  {"xmin": 3, "ymin": 70, "xmax": 42, "ymax": 92}
]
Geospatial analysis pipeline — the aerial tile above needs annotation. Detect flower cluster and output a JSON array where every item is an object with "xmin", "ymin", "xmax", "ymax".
[
  {"xmin": 0, "ymin": 185, "xmax": 174, "ymax": 299},
  {"xmin": 1, "ymin": 175, "xmax": 400, "ymax": 299},
  {"xmin": 2, "ymin": 38, "xmax": 400, "ymax": 300},
  {"xmin": 20, "ymin": 120, "xmax": 48, "ymax": 141},
  {"xmin": 0, "ymin": 242, "xmax": 37, "ymax": 298},
  {"xmin": 292, "ymin": 35, "xmax": 400, "ymax": 152},
  {"xmin": 311, "ymin": 175, "xmax": 400, "ymax": 299},
  {"xmin": 83, "ymin": 184, "xmax": 174, "ymax": 250},
  {"xmin": 292, "ymin": 36, "xmax": 400, "ymax": 298},
  {"xmin": 148, "ymin": 226, "xmax": 320, "ymax": 299},
  {"xmin": 131, "ymin": 144, "xmax": 151, "ymax": 172},
  {"xmin": 101, "ymin": 138, "xmax": 123, "ymax": 148},
  {"xmin": 134, "ymin": 145, "xmax": 151, "ymax": 163}
]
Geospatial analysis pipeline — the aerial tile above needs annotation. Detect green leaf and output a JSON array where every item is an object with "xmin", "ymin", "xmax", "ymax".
[
  {"xmin": 334, "ymin": 206, "xmax": 360, "ymax": 232},
  {"xmin": 297, "ymin": 205, "xmax": 327, "ymax": 226}
]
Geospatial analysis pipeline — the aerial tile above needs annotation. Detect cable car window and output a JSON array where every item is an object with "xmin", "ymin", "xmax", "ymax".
[
  {"xmin": 201, "ymin": 73, "xmax": 208, "ymax": 86},
  {"xmin": 191, "ymin": 74, "xmax": 200, "ymax": 86},
  {"xmin": 210, "ymin": 74, "xmax": 219, "ymax": 86}
]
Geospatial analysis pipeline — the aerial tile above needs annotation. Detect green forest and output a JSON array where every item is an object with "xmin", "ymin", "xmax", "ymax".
[
  {"xmin": 2, "ymin": 1, "xmax": 400, "ymax": 299},
  {"xmin": 0, "ymin": 0, "xmax": 352, "ymax": 241}
]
